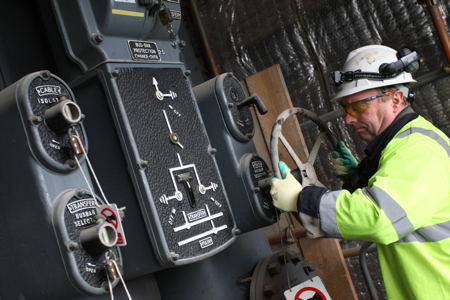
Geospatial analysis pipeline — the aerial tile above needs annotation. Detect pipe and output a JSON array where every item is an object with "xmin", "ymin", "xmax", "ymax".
[
  {"xmin": 359, "ymin": 242, "xmax": 379, "ymax": 300},
  {"xmin": 267, "ymin": 228, "xmax": 306, "ymax": 244},
  {"xmin": 424, "ymin": 0, "xmax": 450, "ymax": 69},
  {"xmin": 187, "ymin": 0, "xmax": 220, "ymax": 77},
  {"xmin": 342, "ymin": 246, "xmax": 361, "ymax": 258}
]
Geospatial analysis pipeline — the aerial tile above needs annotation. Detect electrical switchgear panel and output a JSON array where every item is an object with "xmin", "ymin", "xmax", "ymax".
[
  {"xmin": 0, "ymin": 71, "xmax": 126, "ymax": 298},
  {"xmin": 102, "ymin": 67, "xmax": 236, "ymax": 266},
  {"xmin": 194, "ymin": 73, "xmax": 275, "ymax": 233},
  {"xmin": 0, "ymin": 1, "xmax": 280, "ymax": 298}
]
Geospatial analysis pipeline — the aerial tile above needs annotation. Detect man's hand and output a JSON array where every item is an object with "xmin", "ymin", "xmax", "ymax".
[
  {"xmin": 270, "ymin": 161, "xmax": 302, "ymax": 212},
  {"xmin": 332, "ymin": 140, "xmax": 358, "ymax": 179}
]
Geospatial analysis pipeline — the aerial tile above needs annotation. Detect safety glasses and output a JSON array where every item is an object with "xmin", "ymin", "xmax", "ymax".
[{"xmin": 340, "ymin": 91, "xmax": 394, "ymax": 117}]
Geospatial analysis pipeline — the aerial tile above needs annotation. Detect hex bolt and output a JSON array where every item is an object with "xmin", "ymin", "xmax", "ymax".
[
  {"xmin": 66, "ymin": 241, "xmax": 79, "ymax": 252},
  {"xmin": 29, "ymin": 115, "xmax": 42, "ymax": 125},
  {"xmin": 170, "ymin": 252, "xmax": 180, "ymax": 261},
  {"xmin": 227, "ymin": 103, "xmax": 234, "ymax": 108},
  {"xmin": 138, "ymin": 159, "xmax": 149, "ymax": 169},
  {"xmin": 75, "ymin": 190, "xmax": 88, "ymax": 199},
  {"xmin": 232, "ymin": 228, "xmax": 241, "ymax": 235},
  {"xmin": 111, "ymin": 69, "xmax": 120, "ymax": 77},
  {"xmin": 184, "ymin": 70, "xmax": 191, "ymax": 77},
  {"xmin": 177, "ymin": 40, "xmax": 186, "ymax": 48},
  {"xmin": 41, "ymin": 71, "xmax": 51, "ymax": 80},
  {"xmin": 91, "ymin": 34, "xmax": 104, "ymax": 44},
  {"xmin": 208, "ymin": 147, "xmax": 217, "ymax": 155}
]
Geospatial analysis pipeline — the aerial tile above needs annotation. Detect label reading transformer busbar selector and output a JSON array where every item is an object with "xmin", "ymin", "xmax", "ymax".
[{"xmin": 128, "ymin": 41, "xmax": 161, "ymax": 61}]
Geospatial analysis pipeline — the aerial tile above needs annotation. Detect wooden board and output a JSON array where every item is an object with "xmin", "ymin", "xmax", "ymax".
[
  {"xmin": 244, "ymin": 64, "xmax": 358, "ymax": 300},
  {"xmin": 244, "ymin": 64, "xmax": 308, "ymax": 170}
]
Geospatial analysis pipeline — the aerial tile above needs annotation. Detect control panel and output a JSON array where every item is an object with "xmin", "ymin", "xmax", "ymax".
[
  {"xmin": 194, "ymin": 73, "xmax": 276, "ymax": 233},
  {"xmin": 101, "ymin": 67, "xmax": 236, "ymax": 266},
  {"xmin": 0, "ymin": 71, "xmax": 127, "ymax": 298},
  {"xmin": 50, "ymin": 0, "xmax": 237, "ymax": 271},
  {"xmin": 0, "ymin": 1, "xmax": 281, "ymax": 298},
  {"xmin": 53, "ymin": 189, "xmax": 124, "ymax": 294},
  {"xmin": 13, "ymin": 71, "xmax": 87, "ymax": 171}
]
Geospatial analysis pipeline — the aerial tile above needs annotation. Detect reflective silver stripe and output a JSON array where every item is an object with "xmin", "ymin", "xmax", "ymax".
[
  {"xmin": 396, "ymin": 127, "xmax": 450, "ymax": 156},
  {"xmin": 319, "ymin": 190, "xmax": 342, "ymax": 238},
  {"xmin": 398, "ymin": 220, "xmax": 450, "ymax": 243},
  {"xmin": 363, "ymin": 186, "xmax": 415, "ymax": 238}
]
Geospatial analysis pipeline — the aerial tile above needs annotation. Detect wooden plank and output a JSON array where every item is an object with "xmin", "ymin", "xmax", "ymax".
[
  {"xmin": 244, "ymin": 64, "xmax": 358, "ymax": 300},
  {"xmin": 300, "ymin": 238, "xmax": 358, "ymax": 300},
  {"xmin": 244, "ymin": 64, "xmax": 308, "ymax": 170}
]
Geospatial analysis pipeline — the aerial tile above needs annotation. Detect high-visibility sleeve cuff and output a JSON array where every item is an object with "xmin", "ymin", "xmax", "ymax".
[
  {"xmin": 298, "ymin": 186, "xmax": 327, "ymax": 218},
  {"xmin": 319, "ymin": 190, "xmax": 343, "ymax": 238}
]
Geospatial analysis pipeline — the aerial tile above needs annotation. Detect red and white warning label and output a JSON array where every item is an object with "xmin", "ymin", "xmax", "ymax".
[{"xmin": 284, "ymin": 276, "xmax": 331, "ymax": 300}]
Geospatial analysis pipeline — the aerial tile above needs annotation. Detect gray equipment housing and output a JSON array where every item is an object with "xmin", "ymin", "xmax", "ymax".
[
  {"xmin": 194, "ymin": 73, "xmax": 275, "ymax": 233},
  {"xmin": 0, "ymin": 71, "xmax": 123, "ymax": 299},
  {"xmin": 0, "ymin": 1, "xmax": 287, "ymax": 299}
]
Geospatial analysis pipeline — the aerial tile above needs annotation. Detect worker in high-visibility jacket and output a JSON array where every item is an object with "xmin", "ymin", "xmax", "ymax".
[{"xmin": 270, "ymin": 45, "xmax": 450, "ymax": 300}]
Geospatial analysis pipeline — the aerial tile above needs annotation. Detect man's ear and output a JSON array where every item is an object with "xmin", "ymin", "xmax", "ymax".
[{"xmin": 391, "ymin": 90, "xmax": 403, "ymax": 113}]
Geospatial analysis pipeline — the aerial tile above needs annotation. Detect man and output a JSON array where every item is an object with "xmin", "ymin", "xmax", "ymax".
[{"xmin": 270, "ymin": 45, "xmax": 450, "ymax": 299}]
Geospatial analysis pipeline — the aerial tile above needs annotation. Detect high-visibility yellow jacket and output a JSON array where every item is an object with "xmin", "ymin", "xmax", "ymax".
[{"xmin": 317, "ymin": 116, "xmax": 450, "ymax": 299}]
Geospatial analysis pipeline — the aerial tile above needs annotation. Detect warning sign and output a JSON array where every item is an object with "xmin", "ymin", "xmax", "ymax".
[
  {"xmin": 98, "ymin": 204, "xmax": 127, "ymax": 246},
  {"xmin": 284, "ymin": 276, "xmax": 331, "ymax": 300}
]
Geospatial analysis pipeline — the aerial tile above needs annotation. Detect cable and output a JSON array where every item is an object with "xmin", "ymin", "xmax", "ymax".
[
  {"xmin": 359, "ymin": 242, "xmax": 379, "ymax": 300},
  {"xmin": 275, "ymin": 210, "xmax": 292, "ymax": 291},
  {"xmin": 72, "ymin": 127, "xmax": 111, "ymax": 205},
  {"xmin": 108, "ymin": 276, "xmax": 115, "ymax": 300},
  {"xmin": 112, "ymin": 259, "xmax": 133, "ymax": 300},
  {"xmin": 74, "ymin": 155, "xmax": 100, "ymax": 207},
  {"xmin": 286, "ymin": 213, "xmax": 307, "ymax": 261}
]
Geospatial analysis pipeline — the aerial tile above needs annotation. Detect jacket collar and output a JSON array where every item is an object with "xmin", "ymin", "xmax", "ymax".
[{"xmin": 365, "ymin": 106, "xmax": 417, "ymax": 157}]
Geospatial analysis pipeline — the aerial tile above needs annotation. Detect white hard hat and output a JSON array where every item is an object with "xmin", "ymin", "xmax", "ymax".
[{"xmin": 330, "ymin": 45, "xmax": 416, "ymax": 101}]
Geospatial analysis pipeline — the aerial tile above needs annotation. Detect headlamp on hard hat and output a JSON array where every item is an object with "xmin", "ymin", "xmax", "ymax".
[{"xmin": 330, "ymin": 48, "xmax": 420, "ymax": 87}]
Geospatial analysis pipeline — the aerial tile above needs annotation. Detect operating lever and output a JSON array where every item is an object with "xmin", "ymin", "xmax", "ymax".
[
  {"xmin": 177, "ymin": 172, "xmax": 196, "ymax": 208},
  {"xmin": 237, "ymin": 94, "xmax": 268, "ymax": 115}
]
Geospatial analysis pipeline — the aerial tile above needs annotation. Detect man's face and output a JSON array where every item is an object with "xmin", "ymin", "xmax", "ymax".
[{"xmin": 340, "ymin": 89, "xmax": 398, "ymax": 142}]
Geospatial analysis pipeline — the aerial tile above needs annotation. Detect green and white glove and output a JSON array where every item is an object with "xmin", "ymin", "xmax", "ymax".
[
  {"xmin": 332, "ymin": 140, "xmax": 358, "ymax": 179},
  {"xmin": 270, "ymin": 161, "xmax": 302, "ymax": 212}
]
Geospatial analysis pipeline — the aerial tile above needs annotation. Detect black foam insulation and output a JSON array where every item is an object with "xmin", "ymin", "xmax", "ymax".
[{"xmin": 188, "ymin": 0, "xmax": 450, "ymax": 299}]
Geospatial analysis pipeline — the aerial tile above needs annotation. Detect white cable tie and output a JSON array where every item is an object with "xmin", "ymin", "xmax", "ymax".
[
  {"xmin": 74, "ymin": 155, "xmax": 100, "ymax": 207},
  {"xmin": 112, "ymin": 260, "xmax": 132, "ymax": 300}
]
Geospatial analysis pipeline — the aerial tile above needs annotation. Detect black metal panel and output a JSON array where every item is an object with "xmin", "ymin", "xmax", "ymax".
[
  {"xmin": 113, "ymin": 67, "xmax": 235, "ymax": 265},
  {"xmin": 27, "ymin": 73, "xmax": 87, "ymax": 170},
  {"xmin": 54, "ymin": 189, "xmax": 122, "ymax": 292},
  {"xmin": 222, "ymin": 74, "xmax": 254, "ymax": 140}
]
